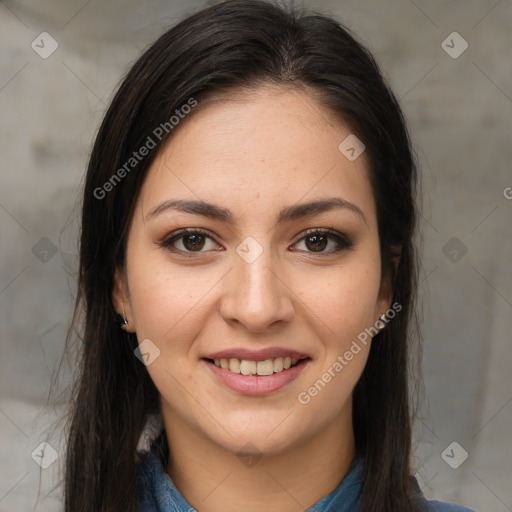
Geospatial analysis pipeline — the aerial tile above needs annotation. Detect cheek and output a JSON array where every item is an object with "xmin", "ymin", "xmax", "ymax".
[
  {"xmin": 300, "ymin": 259, "xmax": 382, "ymax": 345},
  {"xmin": 126, "ymin": 243, "xmax": 218, "ymax": 351},
  {"xmin": 295, "ymin": 264, "xmax": 379, "ymax": 424},
  {"xmin": 126, "ymin": 255, "xmax": 212, "ymax": 406}
]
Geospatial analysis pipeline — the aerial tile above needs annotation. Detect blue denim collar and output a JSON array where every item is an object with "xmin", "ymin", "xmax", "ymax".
[{"xmin": 136, "ymin": 444, "xmax": 363, "ymax": 512}]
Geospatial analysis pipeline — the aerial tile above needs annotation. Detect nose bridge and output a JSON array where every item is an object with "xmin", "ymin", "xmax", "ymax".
[{"xmin": 220, "ymin": 237, "xmax": 293, "ymax": 331}]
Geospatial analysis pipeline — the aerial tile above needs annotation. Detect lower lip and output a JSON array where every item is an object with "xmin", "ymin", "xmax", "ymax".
[{"xmin": 203, "ymin": 358, "xmax": 310, "ymax": 396}]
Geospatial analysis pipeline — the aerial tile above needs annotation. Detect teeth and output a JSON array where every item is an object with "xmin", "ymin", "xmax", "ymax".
[
  {"xmin": 240, "ymin": 360, "xmax": 256, "ymax": 375},
  {"xmin": 229, "ymin": 358, "xmax": 240, "ymax": 373},
  {"xmin": 211, "ymin": 356, "xmax": 305, "ymax": 375},
  {"xmin": 256, "ymin": 360, "xmax": 274, "ymax": 376}
]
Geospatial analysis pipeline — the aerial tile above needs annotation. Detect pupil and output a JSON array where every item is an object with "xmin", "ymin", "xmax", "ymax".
[
  {"xmin": 307, "ymin": 234, "xmax": 327, "ymax": 252},
  {"xmin": 185, "ymin": 234, "xmax": 205, "ymax": 251}
]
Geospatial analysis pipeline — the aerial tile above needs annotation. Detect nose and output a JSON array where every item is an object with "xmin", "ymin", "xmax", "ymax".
[{"xmin": 219, "ymin": 243, "xmax": 295, "ymax": 333}]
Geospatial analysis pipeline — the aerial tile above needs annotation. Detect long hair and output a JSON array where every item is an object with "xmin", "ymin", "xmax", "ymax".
[{"xmin": 62, "ymin": 1, "xmax": 422, "ymax": 510}]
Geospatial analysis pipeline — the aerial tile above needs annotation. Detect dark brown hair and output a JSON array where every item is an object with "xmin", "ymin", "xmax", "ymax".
[{"xmin": 62, "ymin": 1, "xmax": 422, "ymax": 510}]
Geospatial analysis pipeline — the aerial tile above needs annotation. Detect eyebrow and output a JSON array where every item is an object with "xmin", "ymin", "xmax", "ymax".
[{"xmin": 145, "ymin": 197, "xmax": 367, "ymax": 225}]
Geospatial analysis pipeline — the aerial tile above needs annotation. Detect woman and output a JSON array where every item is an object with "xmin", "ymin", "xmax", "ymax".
[{"xmin": 63, "ymin": 1, "xmax": 475, "ymax": 511}]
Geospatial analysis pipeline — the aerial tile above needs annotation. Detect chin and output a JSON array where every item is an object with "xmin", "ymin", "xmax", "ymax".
[{"xmin": 207, "ymin": 419, "xmax": 306, "ymax": 457}]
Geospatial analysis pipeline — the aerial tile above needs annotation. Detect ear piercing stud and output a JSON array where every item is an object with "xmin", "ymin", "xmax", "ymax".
[
  {"xmin": 377, "ymin": 313, "xmax": 387, "ymax": 330},
  {"xmin": 122, "ymin": 302, "xmax": 128, "ymax": 326}
]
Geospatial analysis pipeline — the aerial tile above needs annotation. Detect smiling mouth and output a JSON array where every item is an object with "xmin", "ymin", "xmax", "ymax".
[{"xmin": 203, "ymin": 356, "xmax": 310, "ymax": 376}]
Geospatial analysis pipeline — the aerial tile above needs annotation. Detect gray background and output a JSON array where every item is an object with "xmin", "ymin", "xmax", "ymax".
[{"xmin": 1, "ymin": 0, "xmax": 511, "ymax": 510}]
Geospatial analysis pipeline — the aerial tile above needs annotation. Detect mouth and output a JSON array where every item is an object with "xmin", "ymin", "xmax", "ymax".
[
  {"xmin": 202, "ymin": 356, "xmax": 310, "ymax": 376},
  {"xmin": 201, "ymin": 356, "xmax": 312, "ymax": 396}
]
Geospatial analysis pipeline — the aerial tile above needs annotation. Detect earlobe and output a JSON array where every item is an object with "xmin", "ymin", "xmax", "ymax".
[
  {"xmin": 121, "ymin": 303, "xmax": 128, "ymax": 326},
  {"xmin": 382, "ymin": 244, "xmax": 402, "ymax": 303},
  {"xmin": 376, "ymin": 245, "xmax": 402, "ymax": 327},
  {"xmin": 112, "ymin": 267, "xmax": 135, "ymax": 332},
  {"xmin": 377, "ymin": 276, "xmax": 393, "ymax": 319}
]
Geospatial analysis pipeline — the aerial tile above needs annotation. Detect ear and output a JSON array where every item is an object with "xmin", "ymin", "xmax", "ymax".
[
  {"xmin": 391, "ymin": 244, "xmax": 402, "ymax": 275},
  {"xmin": 375, "ymin": 245, "xmax": 402, "ymax": 319},
  {"xmin": 376, "ymin": 272, "xmax": 393, "ymax": 318},
  {"xmin": 112, "ymin": 267, "xmax": 135, "ymax": 332}
]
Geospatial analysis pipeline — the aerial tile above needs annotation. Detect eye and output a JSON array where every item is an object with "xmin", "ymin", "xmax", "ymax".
[
  {"xmin": 159, "ymin": 228, "xmax": 221, "ymax": 255},
  {"xmin": 159, "ymin": 227, "xmax": 353, "ymax": 257},
  {"xmin": 292, "ymin": 229, "xmax": 353, "ymax": 254}
]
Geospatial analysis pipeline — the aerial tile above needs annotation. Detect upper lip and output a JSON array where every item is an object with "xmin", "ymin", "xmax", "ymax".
[{"xmin": 203, "ymin": 347, "xmax": 310, "ymax": 362}]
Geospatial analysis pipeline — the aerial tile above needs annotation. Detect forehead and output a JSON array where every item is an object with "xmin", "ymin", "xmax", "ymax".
[{"xmin": 137, "ymin": 84, "xmax": 376, "ymax": 227}]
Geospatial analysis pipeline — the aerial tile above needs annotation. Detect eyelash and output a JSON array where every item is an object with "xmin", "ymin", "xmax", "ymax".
[{"xmin": 159, "ymin": 227, "xmax": 354, "ymax": 257}]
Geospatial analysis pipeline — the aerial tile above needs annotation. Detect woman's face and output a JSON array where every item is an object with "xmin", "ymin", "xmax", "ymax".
[{"xmin": 114, "ymin": 85, "xmax": 391, "ymax": 456}]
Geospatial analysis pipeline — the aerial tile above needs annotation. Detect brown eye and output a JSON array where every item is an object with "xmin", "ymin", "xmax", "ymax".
[
  {"xmin": 160, "ymin": 229, "xmax": 220, "ymax": 254},
  {"xmin": 293, "ymin": 229, "xmax": 353, "ymax": 254},
  {"xmin": 304, "ymin": 233, "xmax": 328, "ymax": 252},
  {"xmin": 182, "ymin": 233, "xmax": 206, "ymax": 251}
]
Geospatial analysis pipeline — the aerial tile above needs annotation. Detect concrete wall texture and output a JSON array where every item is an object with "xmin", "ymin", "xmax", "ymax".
[{"xmin": 1, "ymin": 1, "xmax": 511, "ymax": 510}]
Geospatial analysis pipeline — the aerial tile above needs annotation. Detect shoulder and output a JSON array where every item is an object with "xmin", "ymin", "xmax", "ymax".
[{"xmin": 421, "ymin": 498, "xmax": 476, "ymax": 512}]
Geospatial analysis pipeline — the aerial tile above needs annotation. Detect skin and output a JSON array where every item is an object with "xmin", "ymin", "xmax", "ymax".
[{"xmin": 113, "ymin": 84, "xmax": 393, "ymax": 512}]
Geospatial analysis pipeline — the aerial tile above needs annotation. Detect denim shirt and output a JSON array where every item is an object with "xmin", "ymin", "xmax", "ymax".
[{"xmin": 136, "ymin": 443, "xmax": 476, "ymax": 512}]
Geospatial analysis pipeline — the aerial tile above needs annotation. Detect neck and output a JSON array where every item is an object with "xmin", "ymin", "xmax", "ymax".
[{"xmin": 163, "ymin": 407, "xmax": 356, "ymax": 512}]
